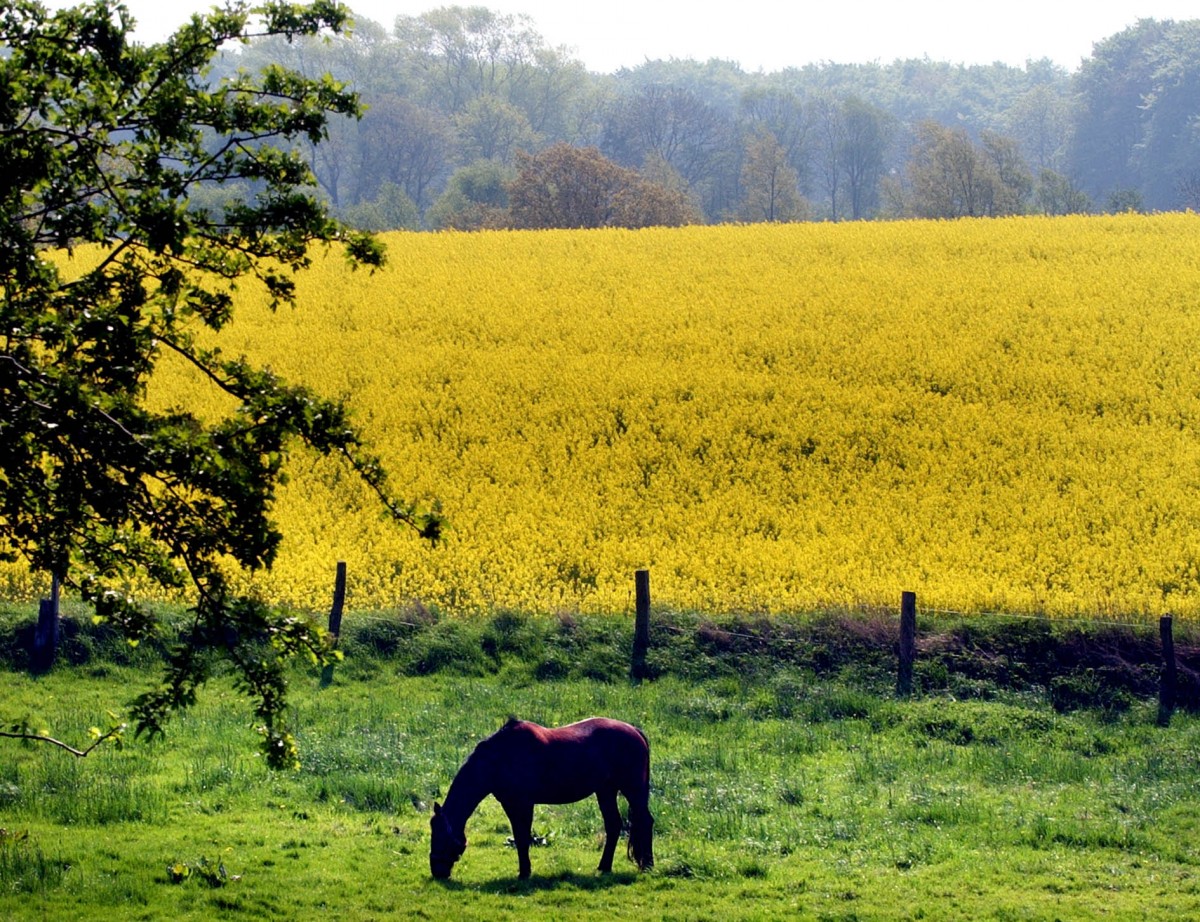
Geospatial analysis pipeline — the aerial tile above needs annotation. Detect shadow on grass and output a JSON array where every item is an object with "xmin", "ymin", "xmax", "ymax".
[{"xmin": 429, "ymin": 868, "xmax": 641, "ymax": 894}]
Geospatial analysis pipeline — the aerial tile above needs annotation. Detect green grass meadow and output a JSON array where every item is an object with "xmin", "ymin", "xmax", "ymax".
[{"xmin": 3, "ymin": 612, "xmax": 1200, "ymax": 920}]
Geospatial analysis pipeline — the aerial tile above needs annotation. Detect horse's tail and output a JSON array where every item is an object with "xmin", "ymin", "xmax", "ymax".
[
  {"xmin": 627, "ymin": 728, "xmax": 654, "ymax": 870},
  {"xmin": 627, "ymin": 807, "xmax": 654, "ymax": 870}
]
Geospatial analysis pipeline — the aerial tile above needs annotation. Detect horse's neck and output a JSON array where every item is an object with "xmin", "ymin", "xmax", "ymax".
[{"xmin": 443, "ymin": 751, "xmax": 491, "ymax": 832}]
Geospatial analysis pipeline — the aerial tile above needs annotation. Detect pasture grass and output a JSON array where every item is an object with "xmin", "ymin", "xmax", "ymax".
[
  {"xmin": 2, "ymin": 609, "xmax": 1200, "ymax": 919},
  {"xmin": 0, "ymin": 609, "xmax": 1195, "ymax": 917}
]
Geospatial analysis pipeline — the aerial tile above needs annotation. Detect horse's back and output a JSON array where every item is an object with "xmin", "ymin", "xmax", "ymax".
[
  {"xmin": 553, "ymin": 716, "xmax": 646, "ymax": 743},
  {"xmin": 488, "ymin": 717, "xmax": 649, "ymax": 805},
  {"xmin": 544, "ymin": 718, "xmax": 648, "ymax": 764}
]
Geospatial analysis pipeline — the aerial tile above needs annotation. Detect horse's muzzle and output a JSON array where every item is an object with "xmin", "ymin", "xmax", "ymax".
[{"xmin": 430, "ymin": 859, "xmax": 454, "ymax": 880}]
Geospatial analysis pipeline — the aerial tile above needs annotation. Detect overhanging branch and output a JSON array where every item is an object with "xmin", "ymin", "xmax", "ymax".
[{"xmin": 0, "ymin": 723, "xmax": 126, "ymax": 757}]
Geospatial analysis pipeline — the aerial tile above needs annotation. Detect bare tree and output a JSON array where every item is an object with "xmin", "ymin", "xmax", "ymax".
[
  {"xmin": 810, "ymin": 94, "xmax": 846, "ymax": 219},
  {"xmin": 1178, "ymin": 170, "xmax": 1200, "ymax": 211},
  {"xmin": 602, "ymin": 86, "xmax": 732, "ymax": 215}
]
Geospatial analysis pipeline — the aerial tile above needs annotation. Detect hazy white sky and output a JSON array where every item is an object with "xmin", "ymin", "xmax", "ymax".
[{"xmin": 42, "ymin": 1, "xmax": 1200, "ymax": 72}]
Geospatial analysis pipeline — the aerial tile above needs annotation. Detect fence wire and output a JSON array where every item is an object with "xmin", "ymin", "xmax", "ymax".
[{"xmin": 339, "ymin": 604, "xmax": 1164, "ymax": 637}]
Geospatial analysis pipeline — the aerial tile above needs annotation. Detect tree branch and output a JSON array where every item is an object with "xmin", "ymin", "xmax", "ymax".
[{"xmin": 0, "ymin": 724, "xmax": 126, "ymax": 758}]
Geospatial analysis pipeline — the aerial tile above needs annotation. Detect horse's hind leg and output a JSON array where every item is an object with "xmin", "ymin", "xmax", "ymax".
[
  {"xmin": 596, "ymin": 789, "xmax": 621, "ymax": 873},
  {"xmin": 501, "ymin": 800, "xmax": 534, "ymax": 879}
]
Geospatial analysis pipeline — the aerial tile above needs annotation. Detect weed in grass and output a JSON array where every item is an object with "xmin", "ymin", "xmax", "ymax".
[
  {"xmin": 660, "ymin": 856, "xmax": 722, "ymax": 880},
  {"xmin": 9, "ymin": 751, "xmax": 168, "ymax": 826},
  {"xmin": 736, "ymin": 858, "xmax": 769, "ymax": 878},
  {"xmin": 800, "ymin": 685, "xmax": 877, "ymax": 723},
  {"xmin": 1050, "ymin": 669, "xmax": 1136, "ymax": 714},
  {"xmin": 0, "ymin": 829, "xmax": 66, "ymax": 894},
  {"xmin": 179, "ymin": 746, "xmax": 261, "ymax": 796},
  {"xmin": 896, "ymin": 782, "xmax": 983, "ymax": 828},
  {"xmin": 406, "ymin": 620, "xmax": 498, "ymax": 676},
  {"xmin": 165, "ymin": 854, "xmax": 240, "ymax": 887},
  {"xmin": 849, "ymin": 747, "xmax": 901, "ymax": 786},
  {"xmin": 315, "ymin": 774, "xmax": 410, "ymax": 813}
]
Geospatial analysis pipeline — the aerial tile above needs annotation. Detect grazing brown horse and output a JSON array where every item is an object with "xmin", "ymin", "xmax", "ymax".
[{"xmin": 429, "ymin": 717, "xmax": 654, "ymax": 880}]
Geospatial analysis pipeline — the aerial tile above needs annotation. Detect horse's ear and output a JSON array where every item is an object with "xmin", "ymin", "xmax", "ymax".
[{"xmin": 433, "ymin": 801, "xmax": 442, "ymax": 816}]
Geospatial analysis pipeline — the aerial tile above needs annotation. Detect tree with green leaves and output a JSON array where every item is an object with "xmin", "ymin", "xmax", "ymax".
[
  {"xmin": 339, "ymin": 181, "xmax": 422, "ymax": 232},
  {"xmin": 0, "ymin": 0, "xmax": 441, "ymax": 766},
  {"xmin": 737, "ymin": 126, "xmax": 807, "ymax": 223},
  {"xmin": 352, "ymin": 94, "xmax": 456, "ymax": 210},
  {"xmin": 426, "ymin": 159, "xmax": 515, "ymax": 231},
  {"xmin": 907, "ymin": 121, "xmax": 1032, "ymax": 219},
  {"xmin": 839, "ymin": 96, "xmax": 893, "ymax": 221},
  {"xmin": 980, "ymin": 130, "xmax": 1034, "ymax": 216},
  {"xmin": 1069, "ymin": 19, "xmax": 1170, "ymax": 209},
  {"xmin": 1034, "ymin": 169, "xmax": 1092, "ymax": 215}
]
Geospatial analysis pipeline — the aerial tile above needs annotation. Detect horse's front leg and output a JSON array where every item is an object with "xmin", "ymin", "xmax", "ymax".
[
  {"xmin": 501, "ymin": 800, "xmax": 535, "ymax": 879},
  {"xmin": 596, "ymin": 789, "xmax": 621, "ymax": 873}
]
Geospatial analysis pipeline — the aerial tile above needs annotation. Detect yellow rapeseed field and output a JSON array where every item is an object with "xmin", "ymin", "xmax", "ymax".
[{"xmin": 24, "ymin": 214, "xmax": 1200, "ymax": 619}]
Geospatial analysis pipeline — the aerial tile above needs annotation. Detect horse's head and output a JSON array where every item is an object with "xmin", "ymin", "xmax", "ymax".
[{"xmin": 429, "ymin": 802, "xmax": 467, "ymax": 879}]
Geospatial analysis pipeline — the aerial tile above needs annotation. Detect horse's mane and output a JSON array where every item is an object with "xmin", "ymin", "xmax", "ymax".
[
  {"xmin": 469, "ymin": 716, "xmax": 523, "ymax": 758},
  {"xmin": 487, "ymin": 716, "xmax": 522, "ymax": 740}
]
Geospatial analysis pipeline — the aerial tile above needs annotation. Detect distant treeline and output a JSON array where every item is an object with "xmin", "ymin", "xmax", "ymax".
[{"xmin": 206, "ymin": 9, "xmax": 1200, "ymax": 228}]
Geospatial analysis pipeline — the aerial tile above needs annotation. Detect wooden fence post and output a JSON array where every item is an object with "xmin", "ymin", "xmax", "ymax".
[
  {"xmin": 32, "ymin": 573, "xmax": 61, "ymax": 672},
  {"xmin": 1159, "ymin": 614, "xmax": 1177, "ymax": 727},
  {"xmin": 897, "ymin": 590, "xmax": 916, "ymax": 697},
  {"xmin": 631, "ymin": 570, "xmax": 651, "ymax": 682},
  {"xmin": 327, "ymin": 561, "xmax": 347, "ymax": 639},
  {"xmin": 321, "ymin": 561, "xmax": 347, "ymax": 687}
]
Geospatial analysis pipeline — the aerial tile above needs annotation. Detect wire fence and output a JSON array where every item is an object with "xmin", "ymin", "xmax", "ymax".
[
  {"xmin": 915, "ymin": 606, "xmax": 1153, "ymax": 629},
  {"xmin": 25, "ymin": 560, "xmax": 1186, "ymax": 722},
  {"xmin": 302, "ymin": 564, "xmax": 1188, "ymax": 724},
  {"xmin": 335, "ymin": 596, "xmax": 1164, "ymax": 634},
  {"xmin": 322, "ymin": 570, "xmax": 1179, "ymax": 647}
]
